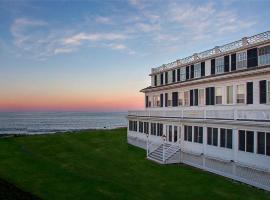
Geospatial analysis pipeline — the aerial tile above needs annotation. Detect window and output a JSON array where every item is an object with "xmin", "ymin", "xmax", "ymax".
[
  {"xmin": 174, "ymin": 126, "xmax": 178, "ymax": 142},
  {"xmin": 258, "ymin": 45, "xmax": 270, "ymax": 66},
  {"xmin": 194, "ymin": 126, "xmax": 203, "ymax": 144},
  {"xmin": 153, "ymin": 96, "xmax": 160, "ymax": 107},
  {"xmin": 143, "ymin": 122, "xmax": 149, "ymax": 134},
  {"xmin": 154, "ymin": 75, "xmax": 157, "ymax": 86},
  {"xmin": 236, "ymin": 52, "xmax": 247, "ymax": 69},
  {"xmin": 215, "ymin": 57, "xmax": 224, "ymax": 74},
  {"xmin": 184, "ymin": 125, "xmax": 192, "ymax": 142},
  {"xmin": 237, "ymin": 84, "xmax": 245, "ymax": 104},
  {"xmin": 257, "ymin": 132, "xmax": 270, "ymax": 156},
  {"xmin": 238, "ymin": 130, "xmax": 254, "ymax": 153},
  {"xmin": 268, "ymin": 81, "xmax": 270, "ymax": 103},
  {"xmin": 198, "ymin": 89, "xmax": 205, "ymax": 106},
  {"xmin": 178, "ymin": 92, "xmax": 184, "ymax": 106},
  {"xmin": 194, "ymin": 63, "xmax": 201, "ymax": 78},
  {"xmin": 167, "ymin": 125, "xmax": 172, "ymax": 142},
  {"xmin": 215, "ymin": 87, "xmax": 222, "ymax": 105},
  {"xmin": 226, "ymin": 85, "xmax": 233, "ymax": 104},
  {"xmin": 180, "ymin": 67, "xmax": 186, "ymax": 81},
  {"xmin": 220, "ymin": 128, "xmax": 233, "ymax": 149},
  {"xmin": 157, "ymin": 123, "xmax": 163, "ymax": 136},
  {"xmin": 207, "ymin": 127, "xmax": 218, "ymax": 146},
  {"xmin": 151, "ymin": 123, "xmax": 157, "ymax": 135},
  {"xmin": 129, "ymin": 120, "xmax": 137, "ymax": 132},
  {"xmin": 139, "ymin": 121, "xmax": 143, "ymax": 133},
  {"xmin": 184, "ymin": 91, "xmax": 189, "ymax": 106},
  {"xmin": 198, "ymin": 89, "xmax": 204, "ymax": 106}
]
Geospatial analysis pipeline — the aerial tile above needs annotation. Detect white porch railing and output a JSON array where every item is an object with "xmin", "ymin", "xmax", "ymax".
[
  {"xmin": 128, "ymin": 107, "xmax": 270, "ymax": 121},
  {"xmin": 164, "ymin": 139, "xmax": 181, "ymax": 162}
]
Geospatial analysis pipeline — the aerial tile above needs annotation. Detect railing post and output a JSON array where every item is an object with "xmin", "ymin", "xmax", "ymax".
[
  {"xmin": 163, "ymin": 141, "xmax": 165, "ymax": 163},
  {"xmin": 146, "ymin": 135, "xmax": 149, "ymax": 157}
]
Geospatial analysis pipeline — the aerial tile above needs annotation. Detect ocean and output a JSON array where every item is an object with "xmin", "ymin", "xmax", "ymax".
[{"xmin": 0, "ymin": 112, "xmax": 127, "ymax": 135}]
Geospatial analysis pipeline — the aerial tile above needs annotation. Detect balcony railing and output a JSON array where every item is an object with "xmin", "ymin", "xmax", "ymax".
[
  {"xmin": 152, "ymin": 31, "xmax": 270, "ymax": 74},
  {"xmin": 128, "ymin": 107, "xmax": 270, "ymax": 121}
]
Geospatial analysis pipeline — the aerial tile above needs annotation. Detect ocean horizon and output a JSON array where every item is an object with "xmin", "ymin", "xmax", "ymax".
[{"xmin": 0, "ymin": 111, "xmax": 127, "ymax": 135}]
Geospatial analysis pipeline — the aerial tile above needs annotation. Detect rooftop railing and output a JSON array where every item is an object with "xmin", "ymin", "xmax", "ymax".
[{"xmin": 152, "ymin": 31, "xmax": 270, "ymax": 74}]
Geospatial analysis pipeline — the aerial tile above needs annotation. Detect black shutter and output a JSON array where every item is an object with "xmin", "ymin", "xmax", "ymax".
[
  {"xmin": 231, "ymin": 53, "xmax": 236, "ymax": 71},
  {"xmin": 177, "ymin": 68, "xmax": 180, "ymax": 82},
  {"xmin": 224, "ymin": 55, "xmax": 230, "ymax": 72},
  {"xmin": 154, "ymin": 75, "xmax": 157, "ymax": 86},
  {"xmin": 211, "ymin": 59, "xmax": 215, "ymax": 75},
  {"xmin": 246, "ymin": 82, "xmax": 253, "ymax": 104},
  {"xmin": 186, "ymin": 66, "xmax": 190, "ymax": 80},
  {"xmin": 247, "ymin": 48, "xmax": 258, "ymax": 68},
  {"xmin": 160, "ymin": 94, "xmax": 163, "ymax": 107},
  {"xmin": 172, "ymin": 70, "xmax": 176, "ymax": 83},
  {"xmin": 165, "ymin": 93, "xmax": 168, "ymax": 107},
  {"xmin": 145, "ymin": 96, "xmax": 148, "ymax": 108},
  {"xmin": 190, "ymin": 90, "xmax": 194, "ymax": 106},
  {"xmin": 259, "ymin": 80, "xmax": 267, "ymax": 104},
  {"xmin": 201, "ymin": 62, "xmax": 205, "ymax": 77},
  {"xmin": 194, "ymin": 89, "xmax": 198, "ymax": 106},
  {"xmin": 160, "ymin": 73, "xmax": 163, "ymax": 85},
  {"xmin": 165, "ymin": 72, "xmax": 168, "ymax": 84},
  {"xmin": 206, "ymin": 88, "xmax": 210, "ymax": 105},
  {"xmin": 172, "ymin": 92, "xmax": 178, "ymax": 107},
  {"xmin": 210, "ymin": 87, "xmax": 215, "ymax": 105},
  {"xmin": 191, "ymin": 65, "xmax": 194, "ymax": 79}
]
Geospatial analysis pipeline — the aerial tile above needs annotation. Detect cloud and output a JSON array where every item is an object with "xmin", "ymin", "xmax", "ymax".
[
  {"xmin": 108, "ymin": 43, "xmax": 127, "ymax": 50},
  {"xmin": 54, "ymin": 47, "xmax": 75, "ymax": 55},
  {"xmin": 95, "ymin": 16, "xmax": 113, "ymax": 24},
  {"xmin": 63, "ymin": 32, "xmax": 127, "ymax": 46}
]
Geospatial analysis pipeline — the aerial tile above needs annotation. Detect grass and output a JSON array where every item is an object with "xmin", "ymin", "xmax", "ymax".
[{"xmin": 0, "ymin": 128, "xmax": 269, "ymax": 200}]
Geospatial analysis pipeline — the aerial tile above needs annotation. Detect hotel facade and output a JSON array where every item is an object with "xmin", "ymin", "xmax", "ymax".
[{"xmin": 127, "ymin": 31, "xmax": 270, "ymax": 191}]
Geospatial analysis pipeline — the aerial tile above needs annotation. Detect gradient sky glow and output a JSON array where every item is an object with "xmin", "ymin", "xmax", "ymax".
[{"xmin": 0, "ymin": 0, "xmax": 270, "ymax": 111}]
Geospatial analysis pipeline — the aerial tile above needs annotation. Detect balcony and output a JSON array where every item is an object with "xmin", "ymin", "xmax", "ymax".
[{"xmin": 128, "ymin": 106, "xmax": 270, "ymax": 121}]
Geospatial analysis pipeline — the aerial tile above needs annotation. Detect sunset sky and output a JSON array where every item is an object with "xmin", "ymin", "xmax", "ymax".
[{"xmin": 0, "ymin": 0, "xmax": 270, "ymax": 111}]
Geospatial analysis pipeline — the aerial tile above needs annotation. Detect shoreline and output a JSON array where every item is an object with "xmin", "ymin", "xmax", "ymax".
[{"xmin": 0, "ymin": 126, "xmax": 127, "ymax": 138}]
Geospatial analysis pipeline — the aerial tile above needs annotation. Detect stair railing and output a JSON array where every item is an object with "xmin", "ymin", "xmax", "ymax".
[
  {"xmin": 164, "ymin": 139, "xmax": 181, "ymax": 162},
  {"xmin": 147, "ymin": 140, "xmax": 162, "ymax": 157}
]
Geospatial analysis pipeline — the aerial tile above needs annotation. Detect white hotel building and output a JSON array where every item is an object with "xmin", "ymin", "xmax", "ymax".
[{"xmin": 127, "ymin": 31, "xmax": 270, "ymax": 191}]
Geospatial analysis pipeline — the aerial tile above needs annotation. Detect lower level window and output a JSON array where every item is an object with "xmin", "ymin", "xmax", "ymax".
[
  {"xmin": 129, "ymin": 120, "xmax": 137, "ymax": 132},
  {"xmin": 184, "ymin": 125, "xmax": 192, "ymax": 142},
  {"xmin": 143, "ymin": 122, "xmax": 149, "ymax": 134},
  {"xmin": 239, "ymin": 130, "xmax": 254, "ymax": 153},
  {"xmin": 157, "ymin": 123, "xmax": 163, "ymax": 136},
  {"xmin": 174, "ymin": 126, "xmax": 178, "ymax": 142},
  {"xmin": 215, "ymin": 87, "xmax": 222, "ymax": 105},
  {"xmin": 207, "ymin": 127, "xmax": 218, "ymax": 146},
  {"xmin": 220, "ymin": 128, "xmax": 233, "ymax": 149},
  {"xmin": 139, "ymin": 121, "xmax": 143, "ymax": 133},
  {"xmin": 194, "ymin": 126, "xmax": 203, "ymax": 143},
  {"xmin": 257, "ymin": 132, "xmax": 270, "ymax": 156},
  {"xmin": 151, "ymin": 123, "xmax": 157, "ymax": 135}
]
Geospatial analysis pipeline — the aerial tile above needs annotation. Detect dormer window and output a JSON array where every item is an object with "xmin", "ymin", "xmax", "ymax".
[
  {"xmin": 194, "ymin": 63, "xmax": 201, "ymax": 78},
  {"xmin": 180, "ymin": 67, "xmax": 186, "ymax": 81},
  {"xmin": 236, "ymin": 52, "xmax": 247, "ymax": 69},
  {"xmin": 215, "ymin": 57, "xmax": 224, "ymax": 74},
  {"xmin": 258, "ymin": 45, "xmax": 270, "ymax": 66}
]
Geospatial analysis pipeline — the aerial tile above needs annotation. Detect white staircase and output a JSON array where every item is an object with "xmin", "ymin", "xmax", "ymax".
[{"xmin": 147, "ymin": 140, "xmax": 181, "ymax": 164}]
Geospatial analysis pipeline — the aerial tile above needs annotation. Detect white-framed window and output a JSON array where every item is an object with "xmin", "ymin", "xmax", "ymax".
[
  {"xmin": 180, "ymin": 67, "xmax": 186, "ymax": 81},
  {"xmin": 258, "ymin": 45, "xmax": 270, "ymax": 66},
  {"xmin": 268, "ymin": 81, "xmax": 270, "ymax": 103},
  {"xmin": 153, "ymin": 96, "xmax": 160, "ymax": 107},
  {"xmin": 178, "ymin": 92, "xmax": 184, "ymax": 106},
  {"xmin": 184, "ymin": 91, "xmax": 189, "ymax": 106},
  {"xmin": 236, "ymin": 52, "xmax": 247, "ymax": 69},
  {"xmin": 237, "ymin": 84, "xmax": 245, "ymax": 104},
  {"xmin": 194, "ymin": 63, "xmax": 201, "ymax": 78},
  {"xmin": 215, "ymin": 57, "xmax": 224, "ymax": 74},
  {"xmin": 198, "ymin": 89, "xmax": 205, "ymax": 106},
  {"xmin": 215, "ymin": 87, "xmax": 222, "ymax": 105},
  {"xmin": 239, "ymin": 130, "xmax": 254, "ymax": 153},
  {"xmin": 220, "ymin": 128, "xmax": 233, "ymax": 149},
  {"xmin": 226, "ymin": 85, "xmax": 233, "ymax": 104},
  {"xmin": 257, "ymin": 131, "xmax": 270, "ymax": 156}
]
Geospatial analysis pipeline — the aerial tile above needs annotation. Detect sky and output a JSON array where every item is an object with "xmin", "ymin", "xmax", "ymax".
[{"xmin": 0, "ymin": 0, "xmax": 269, "ymax": 112}]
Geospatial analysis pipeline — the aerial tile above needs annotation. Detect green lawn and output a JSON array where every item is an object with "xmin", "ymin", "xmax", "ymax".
[{"xmin": 0, "ymin": 128, "xmax": 269, "ymax": 200}]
